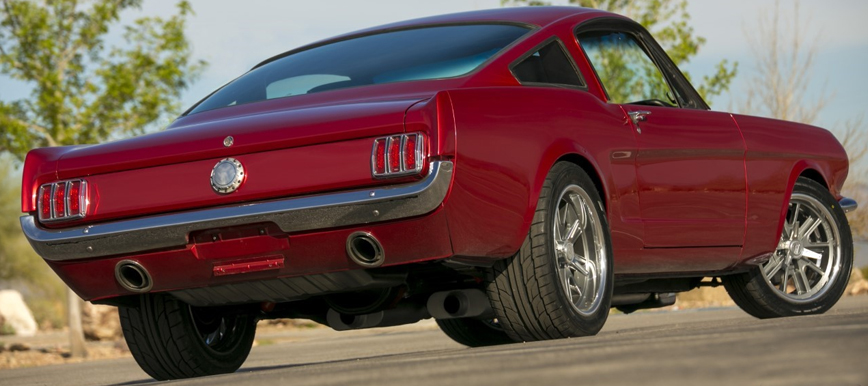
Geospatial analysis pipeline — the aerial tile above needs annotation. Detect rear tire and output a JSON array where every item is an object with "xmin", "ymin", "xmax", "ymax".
[
  {"xmin": 436, "ymin": 318, "xmax": 514, "ymax": 347},
  {"xmin": 119, "ymin": 293, "xmax": 257, "ymax": 380},
  {"xmin": 486, "ymin": 162, "xmax": 614, "ymax": 341},
  {"xmin": 724, "ymin": 178, "xmax": 853, "ymax": 318}
]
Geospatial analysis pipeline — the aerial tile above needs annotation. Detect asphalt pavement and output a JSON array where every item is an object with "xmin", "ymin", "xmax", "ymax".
[{"xmin": 2, "ymin": 296, "xmax": 867, "ymax": 386}]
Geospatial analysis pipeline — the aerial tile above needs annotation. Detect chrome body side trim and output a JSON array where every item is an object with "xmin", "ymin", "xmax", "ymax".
[
  {"xmin": 839, "ymin": 197, "xmax": 858, "ymax": 213},
  {"xmin": 21, "ymin": 161, "xmax": 453, "ymax": 262}
]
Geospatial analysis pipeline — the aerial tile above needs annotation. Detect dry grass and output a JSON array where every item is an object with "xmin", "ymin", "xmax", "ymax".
[{"xmin": 0, "ymin": 342, "xmax": 130, "ymax": 370}]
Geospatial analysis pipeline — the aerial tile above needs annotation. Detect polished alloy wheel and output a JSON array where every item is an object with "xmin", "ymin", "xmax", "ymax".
[
  {"xmin": 762, "ymin": 192, "xmax": 842, "ymax": 302},
  {"xmin": 553, "ymin": 185, "xmax": 607, "ymax": 315}
]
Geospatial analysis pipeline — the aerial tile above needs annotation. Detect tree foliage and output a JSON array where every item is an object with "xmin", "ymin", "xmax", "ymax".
[
  {"xmin": 502, "ymin": 0, "xmax": 737, "ymax": 104},
  {"xmin": 0, "ymin": 0, "xmax": 205, "ymax": 160},
  {"xmin": 0, "ymin": 0, "xmax": 205, "ymax": 332}
]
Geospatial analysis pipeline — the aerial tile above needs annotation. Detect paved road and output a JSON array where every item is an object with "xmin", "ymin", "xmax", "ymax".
[{"xmin": 3, "ymin": 296, "xmax": 867, "ymax": 386}]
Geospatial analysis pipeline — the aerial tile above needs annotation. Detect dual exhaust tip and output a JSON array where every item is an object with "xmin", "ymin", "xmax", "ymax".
[
  {"xmin": 346, "ymin": 231, "xmax": 385, "ymax": 268},
  {"xmin": 115, "ymin": 260, "xmax": 153, "ymax": 293},
  {"xmin": 114, "ymin": 232, "xmax": 383, "ymax": 294}
]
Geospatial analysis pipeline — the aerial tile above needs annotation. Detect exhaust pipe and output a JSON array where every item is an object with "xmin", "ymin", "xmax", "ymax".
[
  {"xmin": 346, "ymin": 232, "xmax": 385, "ymax": 268},
  {"xmin": 115, "ymin": 260, "xmax": 153, "ymax": 293},
  {"xmin": 326, "ymin": 303, "xmax": 429, "ymax": 331},
  {"xmin": 427, "ymin": 289, "xmax": 493, "ymax": 320}
]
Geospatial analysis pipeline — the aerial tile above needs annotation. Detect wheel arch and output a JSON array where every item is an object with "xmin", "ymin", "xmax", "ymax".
[
  {"xmin": 774, "ymin": 161, "xmax": 834, "ymax": 243},
  {"xmin": 551, "ymin": 153, "xmax": 608, "ymax": 212}
]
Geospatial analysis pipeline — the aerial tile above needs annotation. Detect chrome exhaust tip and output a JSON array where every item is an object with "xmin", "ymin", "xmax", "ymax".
[
  {"xmin": 115, "ymin": 260, "xmax": 153, "ymax": 293},
  {"xmin": 346, "ymin": 232, "xmax": 385, "ymax": 268}
]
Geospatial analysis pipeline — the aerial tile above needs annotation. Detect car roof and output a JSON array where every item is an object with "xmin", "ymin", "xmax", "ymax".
[
  {"xmin": 255, "ymin": 7, "xmax": 619, "ymax": 70},
  {"xmin": 347, "ymin": 6, "xmax": 615, "ymax": 33}
]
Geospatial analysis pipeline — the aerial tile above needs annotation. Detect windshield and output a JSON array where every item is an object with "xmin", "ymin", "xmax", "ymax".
[{"xmin": 189, "ymin": 24, "xmax": 531, "ymax": 115}]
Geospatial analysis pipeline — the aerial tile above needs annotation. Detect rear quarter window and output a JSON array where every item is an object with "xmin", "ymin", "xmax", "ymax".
[{"xmin": 511, "ymin": 39, "xmax": 585, "ymax": 88}]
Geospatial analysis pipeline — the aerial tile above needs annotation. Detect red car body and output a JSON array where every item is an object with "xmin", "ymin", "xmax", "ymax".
[{"xmin": 21, "ymin": 7, "xmax": 850, "ymax": 312}]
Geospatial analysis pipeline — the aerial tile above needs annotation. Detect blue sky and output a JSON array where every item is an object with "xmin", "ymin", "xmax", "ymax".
[{"xmin": 1, "ymin": 0, "xmax": 867, "ymax": 136}]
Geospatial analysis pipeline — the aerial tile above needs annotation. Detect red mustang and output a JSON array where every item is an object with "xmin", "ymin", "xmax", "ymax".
[{"xmin": 20, "ymin": 6, "xmax": 856, "ymax": 380}]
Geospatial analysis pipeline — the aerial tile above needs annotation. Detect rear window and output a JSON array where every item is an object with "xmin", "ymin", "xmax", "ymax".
[{"xmin": 189, "ymin": 24, "xmax": 531, "ymax": 115}]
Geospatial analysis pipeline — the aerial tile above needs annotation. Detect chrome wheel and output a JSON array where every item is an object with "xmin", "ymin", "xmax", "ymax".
[
  {"xmin": 762, "ymin": 193, "xmax": 842, "ymax": 302},
  {"xmin": 553, "ymin": 185, "xmax": 607, "ymax": 316}
]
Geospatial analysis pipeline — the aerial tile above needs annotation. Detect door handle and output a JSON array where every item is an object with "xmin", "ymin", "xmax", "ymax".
[{"xmin": 627, "ymin": 110, "xmax": 651, "ymax": 133}]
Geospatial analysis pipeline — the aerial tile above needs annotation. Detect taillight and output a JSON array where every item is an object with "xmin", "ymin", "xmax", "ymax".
[
  {"xmin": 371, "ymin": 133, "xmax": 426, "ymax": 178},
  {"xmin": 67, "ymin": 181, "xmax": 82, "ymax": 215},
  {"xmin": 388, "ymin": 136, "xmax": 401, "ymax": 173},
  {"xmin": 374, "ymin": 139, "xmax": 387, "ymax": 175},
  {"xmin": 37, "ymin": 180, "xmax": 88, "ymax": 222},
  {"xmin": 403, "ymin": 135, "xmax": 417, "ymax": 171},
  {"xmin": 53, "ymin": 182, "xmax": 66, "ymax": 218}
]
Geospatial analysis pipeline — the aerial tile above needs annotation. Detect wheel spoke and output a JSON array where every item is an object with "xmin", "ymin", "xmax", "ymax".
[
  {"xmin": 799, "ymin": 217, "xmax": 821, "ymax": 239},
  {"xmin": 801, "ymin": 248, "xmax": 823, "ymax": 260},
  {"xmin": 569, "ymin": 256, "xmax": 590, "ymax": 276},
  {"xmin": 780, "ymin": 267, "xmax": 791, "ymax": 292},
  {"xmin": 795, "ymin": 268, "xmax": 811, "ymax": 294},
  {"xmin": 782, "ymin": 218, "xmax": 793, "ymax": 241},
  {"xmin": 585, "ymin": 258, "xmax": 597, "ymax": 279},
  {"xmin": 803, "ymin": 260, "xmax": 825, "ymax": 275},
  {"xmin": 805, "ymin": 241, "xmax": 831, "ymax": 248},
  {"xmin": 553, "ymin": 205, "xmax": 563, "ymax": 242},
  {"xmin": 561, "ymin": 267, "xmax": 573, "ymax": 303},
  {"xmin": 565, "ymin": 219, "xmax": 582, "ymax": 244},
  {"xmin": 763, "ymin": 255, "xmax": 785, "ymax": 280},
  {"xmin": 791, "ymin": 203, "xmax": 801, "ymax": 239}
]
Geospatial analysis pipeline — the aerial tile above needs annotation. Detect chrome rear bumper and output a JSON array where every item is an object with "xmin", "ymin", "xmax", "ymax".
[
  {"xmin": 839, "ymin": 197, "xmax": 858, "ymax": 213},
  {"xmin": 21, "ymin": 161, "xmax": 453, "ymax": 262}
]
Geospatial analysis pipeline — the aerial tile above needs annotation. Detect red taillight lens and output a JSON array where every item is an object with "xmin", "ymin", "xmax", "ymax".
[
  {"xmin": 388, "ymin": 136, "xmax": 401, "ymax": 173},
  {"xmin": 53, "ymin": 182, "xmax": 66, "ymax": 218},
  {"xmin": 39, "ymin": 186, "xmax": 51, "ymax": 220},
  {"xmin": 37, "ymin": 180, "xmax": 87, "ymax": 222},
  {"xmin": 371, "ymin": 133, "xmax": 426, "ymax": 178},
  {"xmin": 67, "ymin": 180, "xmax": 81, "ymax": 216},
  {"xmin": 403, "ymin": 134, "xmax": 417, "ymax": 171},
  {"xmin": 374, "ymin": 139, "xmax": 386, "ymax": 175}
]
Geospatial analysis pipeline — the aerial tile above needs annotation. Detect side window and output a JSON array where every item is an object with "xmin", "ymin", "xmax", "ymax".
[
  {"xmin": 578, "ymin": 32, "xmax": 679, "ymax": 107},
  {"xmin": 511, "ymin": 40, "xmax": 584, "ymax": 87}
]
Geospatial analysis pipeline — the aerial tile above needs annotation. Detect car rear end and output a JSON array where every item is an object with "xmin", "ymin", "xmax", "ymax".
[{"xmin": 22, "ymin": 93, "xmax": 464, "ymax": 305}]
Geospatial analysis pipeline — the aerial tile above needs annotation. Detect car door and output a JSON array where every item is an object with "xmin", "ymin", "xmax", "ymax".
[{"xmin": 577, "ymin": 29, "xmax": 746, "ymax": 249}]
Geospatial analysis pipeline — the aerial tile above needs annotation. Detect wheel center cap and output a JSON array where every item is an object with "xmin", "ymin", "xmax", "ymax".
[{"xmin": 789, "ymin": 240, "xmax": 804, "ymax": 256}]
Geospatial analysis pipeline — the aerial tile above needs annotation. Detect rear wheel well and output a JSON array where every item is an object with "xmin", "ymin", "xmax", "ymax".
[
  {"xmin": 799, "ymin": 168, "xmax": 828, "ymax": 189},
  {"xmin": 556, "ymin": 154, "xmax": 607, "ymax": 211}
]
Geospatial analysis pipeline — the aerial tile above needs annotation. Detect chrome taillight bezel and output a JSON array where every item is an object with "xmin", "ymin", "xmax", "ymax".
[
  {"xmin": 371, "ymin": 133, "xmax": 426, "ymax": 178},
  {"xmin": 37, "ymin": 180, "xmax": 88, "ymax": 223}
]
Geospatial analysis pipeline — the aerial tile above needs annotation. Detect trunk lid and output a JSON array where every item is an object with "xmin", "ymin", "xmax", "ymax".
[
  {"xmin": 56, "ymin": 98, "xmax": 423, "ymax": 179},
  {"xmin": 30, "ymin": 96, "xmax": 434, "ymax": 226}
]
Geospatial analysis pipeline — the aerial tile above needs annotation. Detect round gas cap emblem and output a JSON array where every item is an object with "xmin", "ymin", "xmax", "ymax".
[{"xmin": 211, "ymin": 158, "xmax": 245, "ymax": 194}]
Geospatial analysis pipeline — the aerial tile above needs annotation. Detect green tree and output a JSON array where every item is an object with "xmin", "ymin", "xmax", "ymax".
[
  {"xmin": 0, "ymin": 0, "xmax": 205, "ymax": 156},
  {"xmin": 503, "ymin": 0, "xmax": 737, "ymax": 104},
  {"xmin": 0, "ymin": 0, "xmax": 205, "ymax": 354}
]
